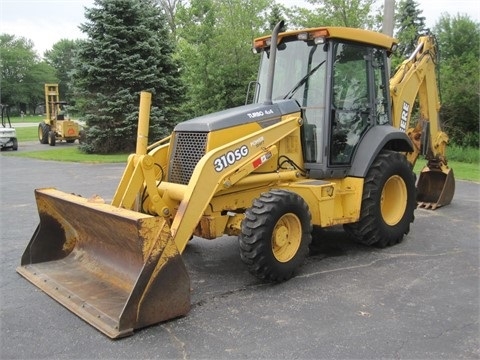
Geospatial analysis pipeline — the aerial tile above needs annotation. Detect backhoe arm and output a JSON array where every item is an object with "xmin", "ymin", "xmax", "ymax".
[
  {"xmin": 389, "ymin": 35, "xmax": 454, "ymax": 209},
  {"xmin": 390, "ymin": 35, "xmax": 447, "ymax": 166}
]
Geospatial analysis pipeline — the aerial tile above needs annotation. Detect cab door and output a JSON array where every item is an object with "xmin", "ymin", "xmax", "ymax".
[{"xmin": 329, "ymin": 41, "xmax": 373, "ymax": 166}]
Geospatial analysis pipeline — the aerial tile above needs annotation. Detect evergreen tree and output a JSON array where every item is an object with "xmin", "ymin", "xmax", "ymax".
[
  {"xmin": 268, "ymin": 4, "xmax": 287, "ymax": 32},
  {"xmin": 394, "ymin": 0, "xmax": 426, "ymax": 61},
  {"xmin": 72, "ymin": 0, "xmax": 184, "ymax": 153}
]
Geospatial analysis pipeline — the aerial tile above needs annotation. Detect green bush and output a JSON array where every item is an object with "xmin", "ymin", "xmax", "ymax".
[
  {"xmin": 448, "ymin": 144, "xmax": 479, "ymax": 163},
  {"xmin": 458, "ymin": 132, "xmax": 479, "ymax": 148}
]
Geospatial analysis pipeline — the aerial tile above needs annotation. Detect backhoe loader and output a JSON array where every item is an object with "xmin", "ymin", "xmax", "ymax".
[{"xmin": 17, "ymin": 22, "xmax": 453, "ymax": 338}]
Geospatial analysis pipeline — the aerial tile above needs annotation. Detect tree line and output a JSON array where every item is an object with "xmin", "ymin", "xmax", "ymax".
[{"xmin": 1, "ymin": 0, "xmax": 478, "ymax": 152}]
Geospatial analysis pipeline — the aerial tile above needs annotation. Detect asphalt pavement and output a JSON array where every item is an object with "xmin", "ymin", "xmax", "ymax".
[{"xmin": 0, "ymin": 149, "xmax": 479, "ymax": 359}]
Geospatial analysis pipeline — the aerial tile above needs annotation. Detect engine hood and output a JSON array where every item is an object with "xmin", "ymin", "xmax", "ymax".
[{"xmin": 174, "ymin": 99, "xmax": 301, "ymax": 132}]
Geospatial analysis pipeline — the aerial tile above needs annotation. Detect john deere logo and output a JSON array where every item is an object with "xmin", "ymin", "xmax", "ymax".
[{"xmin": 400, "ymin": 101, "xmax": 409, "ymax": 132}]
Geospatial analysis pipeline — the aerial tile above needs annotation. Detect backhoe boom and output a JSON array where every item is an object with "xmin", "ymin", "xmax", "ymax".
[{"xmin": 390, "ymin": 34, "xmax": 454, "ymax": 209}]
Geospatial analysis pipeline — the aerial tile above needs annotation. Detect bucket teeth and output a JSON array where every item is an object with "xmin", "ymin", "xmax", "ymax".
[{"xmin": 416, "ymin": 167, "xmax": 455, "ymax": 210}]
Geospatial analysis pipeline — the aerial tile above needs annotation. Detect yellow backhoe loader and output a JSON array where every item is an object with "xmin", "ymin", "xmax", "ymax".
[
  {"xmin": 39, "ymin": 84, "xmax": 84, "ymax": 146},
  {"xmin": 17, "ymin": 22, "xmax": 454, "ymax": 338}
]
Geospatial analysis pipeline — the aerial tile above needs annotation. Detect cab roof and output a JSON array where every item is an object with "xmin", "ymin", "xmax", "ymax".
[{"xmin": 254, "ymin": 26, "xmax": 398, "ymax": 51}]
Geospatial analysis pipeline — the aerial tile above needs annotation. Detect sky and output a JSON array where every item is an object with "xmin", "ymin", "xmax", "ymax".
[{"xmin": 1, "ymin": 0, "xmax": 479, "ymax": 57}]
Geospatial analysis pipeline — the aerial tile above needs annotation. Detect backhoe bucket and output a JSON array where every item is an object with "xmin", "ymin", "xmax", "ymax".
[
  {"xmin": 17, "ymin": 188, "xmax": 191, "ymax": 339},
  {"xmin": 416, "ymin": 166, "xmax": 455, "ymax": 210}
]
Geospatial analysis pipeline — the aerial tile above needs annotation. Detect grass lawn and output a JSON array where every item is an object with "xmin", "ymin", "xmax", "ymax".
[
  {"xmin": 14, "ymin": 126, "xmax": 39, "ymax": 141},
  {"xmin": 7, "ymin": 147, "xmax": 129, "ymax": 163},
  {"xmin": 9, "ymin": 115, "xmax": 44, "ymax": 124},
  {"xmin": 7, "ymin": 126, "xmax": 128, "ymax": 163},
  {"xmin": 9, "ymin": 114, "xmax": 83, "ymax": 124}
]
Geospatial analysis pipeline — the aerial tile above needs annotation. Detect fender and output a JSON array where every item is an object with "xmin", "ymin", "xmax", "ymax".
[{"xmin": 349, "ymin": 125, "xmax": 413, "ymax": 178}]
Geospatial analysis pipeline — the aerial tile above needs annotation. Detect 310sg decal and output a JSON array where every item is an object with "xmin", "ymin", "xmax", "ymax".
[{"xmin": 214, "ymin": 145, "xmax": 249, "ymax": 172}]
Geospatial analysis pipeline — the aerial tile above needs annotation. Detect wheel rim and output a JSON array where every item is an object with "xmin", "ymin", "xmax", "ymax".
[
  {"xmin": 38, "ymin": 126, "xmax": 43, "ymax": 141},
  {"xmin": 271, "ymin": 213, "xmax": 302, "ymax": 263},
  {"xmin": 381, "ymin": 175, "xmax": 407, "ymax": 226}
]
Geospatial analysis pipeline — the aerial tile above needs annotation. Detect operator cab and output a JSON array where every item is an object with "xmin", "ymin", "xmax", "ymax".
[
  {"xmin": 50, "ymin": 101, "xmax": 69, "ymax": 121},
  {"xmin": 252, "ymin": 27, "xmax": 395, "ymax": 179}
]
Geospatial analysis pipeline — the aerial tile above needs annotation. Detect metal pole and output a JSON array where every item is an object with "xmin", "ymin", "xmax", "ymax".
[
  {"xmin": 136, "ymin": 91, "xmax": 152, "ymax": 155},
  {"xmin": 382, "ymin": 0, "xmax": 395, "ymax": 37},
  {"xmin": 382, "ymin": 0, "xmax": 395, "ymax": 75}
]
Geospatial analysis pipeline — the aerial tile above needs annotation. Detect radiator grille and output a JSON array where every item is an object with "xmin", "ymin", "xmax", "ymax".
[{"xmin": 168, "ymin": 131, "xmax": 208, "ymax": 185}]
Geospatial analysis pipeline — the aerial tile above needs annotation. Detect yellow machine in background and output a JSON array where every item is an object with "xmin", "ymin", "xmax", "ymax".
[
  {"xmin": 18, "ymin": 23, "xmax": 454, "ymax": 338},
  {"xmin": 39, "ymin": 84, "xmax": 84, "ymax": 146}
]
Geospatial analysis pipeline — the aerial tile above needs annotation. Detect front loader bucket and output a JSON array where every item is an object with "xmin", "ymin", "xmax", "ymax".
[
  {"xmin": 416, "ymin": 166, "xmax": 455, "ymax": 210},
  {"xmin": 17, "ymin": 188, "xmax": 190, "ymax": 339}
]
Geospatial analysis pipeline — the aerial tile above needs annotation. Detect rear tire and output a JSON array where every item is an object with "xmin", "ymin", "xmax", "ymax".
[
  {"xmin": 344, "ymin": 150, "xmax": 415, "ymax": 248},
  {"xmin": 38, "ymin": 123, "xmax": 50, "ymax": 144},
  {"xmin": 239, "ymin": 189, "xmax": 312, "ymax": 282}
]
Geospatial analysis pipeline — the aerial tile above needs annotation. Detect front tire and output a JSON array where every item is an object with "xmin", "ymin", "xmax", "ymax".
[
  {"xmin": 48, "ymin": 130, "xmax": 56, "ymax": 146},
  {"xmin": 38, "ymin": 123, "xmax": 50, "ymax": 144},
  {"xmin": 239, "ymin": 189, "xmax": 312, "ymax": 282},
  {"xmin": 344, "ymin": 150, "xmax": 416, "ymax": 248}
]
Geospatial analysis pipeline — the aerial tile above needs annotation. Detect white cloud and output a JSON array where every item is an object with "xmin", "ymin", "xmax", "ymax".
[
  {"xmin": 0, "ymin": 0, "xmax": 92, "ymax": 57},
  {"xmin": 1, "ymin": 17, "xmax": 85, "ymax": 57}
]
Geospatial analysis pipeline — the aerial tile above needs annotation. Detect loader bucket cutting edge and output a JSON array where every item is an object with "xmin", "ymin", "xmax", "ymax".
[
  {"xmin": 16, "ymin": 188, "xmax": 191, "ymax": 339},
  {"xmin": 416, "ymin": 167, "xmax": 455, "ymax": 210}
]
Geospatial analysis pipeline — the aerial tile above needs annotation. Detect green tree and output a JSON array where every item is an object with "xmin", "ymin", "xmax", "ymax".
[
  {"xmin": 44, "ymin": 39, "xmax": 81, "ymax": 103},
  {"xmin": 434, "ymin": 14, "xmax": 480, "ymax": 147},
  {"xmin": 25, "ymin": 62, "xmax": 58, "ymax": 114},
  {"xmin": 157, "ymin": 0, "xmax": 182, "ymax": 38},
  {"xmin": 394, "ymin": 0, "xmax": 426, "ymax": 64},
  {"xmin": 71, "ymin": 0, "xmax": 184, "ymax": 154},
  {"xmin": 176, "ymin": 0, "xmax": 268, "ymax": 117},
  {"xmin": 0, "ymin": 34, "xmax": 56, "ymax": 114},
  {"xmin": 176, "ymin": 0, "xmax": 218, "ymax": 116},
  {"xmin": 287, "ymin": 0, "xmax": 376, "ymax": 29}
]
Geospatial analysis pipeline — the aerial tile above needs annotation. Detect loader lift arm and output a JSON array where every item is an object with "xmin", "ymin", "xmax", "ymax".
[
  {"xmin": 117, "ymin": 94, "xmax": 304, "ymax": 254},
  {"xmin": 389, "ymin": 34, "xmax": 455, "ymax": 209}
]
